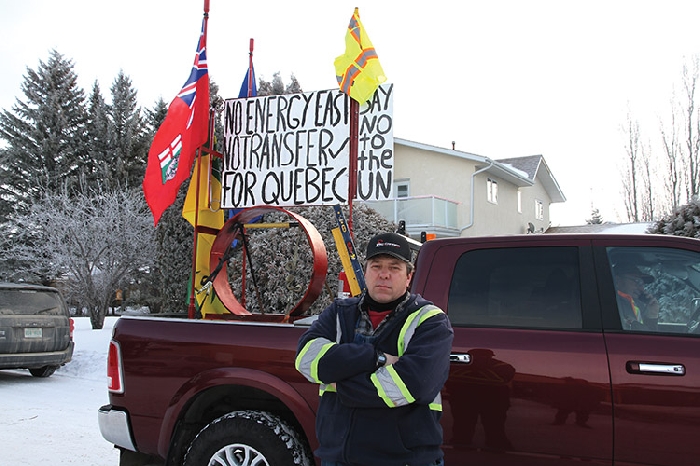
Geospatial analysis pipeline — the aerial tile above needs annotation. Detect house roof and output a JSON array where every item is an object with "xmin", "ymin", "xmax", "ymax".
[
  {"xmin": 394, "ymin": 137, "xmax": 485, "ymax": 162},
  {"xmin": 395, "ymin": 138, "xmax": 566, "ymax": 204},
  {"xmin": 497, "ymin": 155, "xmax": 542, "ymax": 179},
  {"xmin": 497, "ymin": 155, "xmax": 566, "ymax": 203}
]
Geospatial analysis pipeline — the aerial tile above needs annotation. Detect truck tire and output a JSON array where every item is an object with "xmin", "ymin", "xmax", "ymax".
[
  {"xmin": 183, "ymin": 410, "xmax": 313, "ymax": 466},
  {"xmin": 29, "ymin": 365, "xmax": 57, "ymax": 377}
]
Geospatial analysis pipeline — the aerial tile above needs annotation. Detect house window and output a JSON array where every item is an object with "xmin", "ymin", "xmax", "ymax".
[
  {"xmin": 487, "ymin": 178, "xmax": 498, "ymax": 204},
  {"xmin": 535, "ymin": 199, "xmax": 544, "ymax": 220},
  {"xmin": 517, "ymin": 190, "xmax": 522, "ymax": 213},
  {"xmin": 394, "ymin": 180, "xmax": 409, "ymax": 198}
]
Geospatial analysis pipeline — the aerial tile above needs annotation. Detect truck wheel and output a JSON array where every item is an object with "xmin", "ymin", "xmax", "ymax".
[
  {"xmin": 29, "ymin": 365, "xmax": 57, "ymax": 377},
  {"xmin": 183, "ymin": 410, "xmax": 312, "ymax": 466}
]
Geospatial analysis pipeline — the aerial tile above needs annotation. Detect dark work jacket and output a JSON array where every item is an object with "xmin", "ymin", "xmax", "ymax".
[{"xmin": 295, "ymin": 293, "xmax": 454, "ymax": 466}]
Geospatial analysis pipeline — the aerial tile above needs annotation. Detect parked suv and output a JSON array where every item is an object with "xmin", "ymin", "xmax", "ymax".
[{"xmin": 0, "ymin": 283, "xmax": 74, "ymax": 377}]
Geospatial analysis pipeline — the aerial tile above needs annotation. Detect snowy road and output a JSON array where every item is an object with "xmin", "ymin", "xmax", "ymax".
[{"xmin": 0, "ymin": 317, "xmax": 121, "ymax": 465}]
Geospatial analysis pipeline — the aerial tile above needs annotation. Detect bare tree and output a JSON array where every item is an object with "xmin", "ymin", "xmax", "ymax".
[
  {"xmin": 681, "ymin": 56, "xmax": 700, "ymax": 199},
  {"xmin": 3, "ymin": 188, "xmax": 155, "ymax": 329},
  {"xmin": 621, "ymin": 109, "xmax": 641, "ymax": 221},
  {"xmin": 660, "ymin": 97, "xmax": 684, "ymax": 210},
  {"xmin": 639, "ymin": 142, "xmax": 655, "ymax": 221},
  {"xmin": 620, "ymin": 55, "xmax": 700, "ymax": 223}
]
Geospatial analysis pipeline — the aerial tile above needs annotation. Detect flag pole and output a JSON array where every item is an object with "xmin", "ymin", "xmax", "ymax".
[
  {"xmin": 240, "ymin": 38, "xmax": 255, "ymax": 308},
  {"xmin": 187, "ymin": 0, "xmax": 211, "ymax": 319},
  {"xmin": 188, "ymin": 149, "xmax": 203, "ymax": 319},
  {"xmin": 348, "ymin": 98, "xmax": 359, "ymax": 236},
  {"xmin": 248, "ymin": 38, "xmax": 254, "ymax": 97}
]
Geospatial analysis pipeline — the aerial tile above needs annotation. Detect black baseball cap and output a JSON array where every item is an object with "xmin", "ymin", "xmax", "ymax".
[{"xmin": 366, "ymin": 232, "xmax": 412, "ymax": 263}]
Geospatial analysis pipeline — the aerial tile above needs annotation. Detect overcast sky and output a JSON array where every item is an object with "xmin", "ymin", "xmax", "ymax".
[{"xmin": 3, "ymin": 0, "xmax": 700, "ymax": 225}]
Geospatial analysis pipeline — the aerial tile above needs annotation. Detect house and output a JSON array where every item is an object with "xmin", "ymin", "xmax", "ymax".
[{"xmin": 360, "ymin": 138, "xmax": 566, "ymax": 239}]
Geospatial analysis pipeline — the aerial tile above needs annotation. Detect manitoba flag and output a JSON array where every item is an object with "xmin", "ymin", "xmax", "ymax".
[{"xmin": 143, "ymin": 19, "xmax": 210, "ymax": 226}]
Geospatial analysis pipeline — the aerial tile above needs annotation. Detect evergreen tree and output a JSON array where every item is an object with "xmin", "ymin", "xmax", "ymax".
[
  {"xmin": 648, "ymin": 199, "xmax": 700, "ymax": 237},
  {"xmin": 210, "ymin": 79, "xmax": 225, "ymax": 153},
  {"xmin": 140, "ymin": 82, "xmax": 226, "ymax": 314},
  {"xmin": 257, "ymin": 72, "xmax": 302, "ymax": 96},
  {"xmin": 586, "ymin": 208, "xmax": 604, "ymax": 225},
  {"xmin": 147, "ymin": 188, "xmax": 192, "ymax": 314},
  {"xmin": 108, "ymin": 70, "xmax": 147, "ymax": 189},
  {"xmin": 0, "ymin": 50, "xmax": 88, "ymax": 212},
  {"xmin": 285, "ymin": 74, "xmax": 303, "ymax": 94},
  {"xmin": 144, "ymin": 97, "xmax": 169, "ymax": 135},
  {"xmin": 0, "ymin": 147, "xmax": 12, "ymax": 224},
  {"xmin": 84, "ymin": 81, "xmax": 111, "ymax": 187},
  {"xmin": 221, "ymin": 204, "xmax": 397, "ymax": 316}
]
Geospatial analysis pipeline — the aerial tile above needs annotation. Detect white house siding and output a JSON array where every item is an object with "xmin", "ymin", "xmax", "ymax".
[
  {"xmin": 387, "ymin": 140, "xmax": 561, "ymax": 238},
  {"xmin": 393, "ymin": 144, "xmax": 473, "ymax": 229}
]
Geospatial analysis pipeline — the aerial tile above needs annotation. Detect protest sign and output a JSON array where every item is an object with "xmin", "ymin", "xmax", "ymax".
[{"xmin": 221, "ymin": 83, "xmax": 393, "ymax": 208}]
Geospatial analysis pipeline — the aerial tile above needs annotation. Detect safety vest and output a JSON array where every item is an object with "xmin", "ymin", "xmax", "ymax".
[{"xmin": 300, "ymin": 304, "xmax": 445, "ymax": 411}]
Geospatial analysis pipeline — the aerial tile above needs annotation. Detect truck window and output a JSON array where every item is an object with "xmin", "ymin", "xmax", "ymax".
[
  {"xmin": 607, "ymin": 246, "xmax": 700, "ymax": 334},
  {"xmin": 447, "ymin": 246, "xmax": 582, "ymax": 329}
]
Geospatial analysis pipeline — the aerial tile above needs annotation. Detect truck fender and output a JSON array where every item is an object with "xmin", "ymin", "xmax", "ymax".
[{"xmin": 157, "ymin": 367, "xmax": 316, "ymax": 458}]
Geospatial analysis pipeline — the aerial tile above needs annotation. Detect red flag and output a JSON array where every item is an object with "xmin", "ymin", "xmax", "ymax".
[{"xmin": 143, "ymin": 19, "xmax": 210, "ymax": 225}]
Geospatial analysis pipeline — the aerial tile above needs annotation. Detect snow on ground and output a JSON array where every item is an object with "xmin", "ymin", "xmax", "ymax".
[{"xmin": 0, "ymin": 316, "xmax": 121, "ymax": 465}]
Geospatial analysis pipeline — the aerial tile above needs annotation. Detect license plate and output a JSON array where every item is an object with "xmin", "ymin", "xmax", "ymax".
[{"xmin": 24, "ymin": 328, "xmax": 42, "ymax": 338}]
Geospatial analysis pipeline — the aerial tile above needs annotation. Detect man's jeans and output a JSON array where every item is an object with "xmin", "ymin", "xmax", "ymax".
[{"xmin": 321, "ymin": 460, "xmax": 444, "ymax": 466}]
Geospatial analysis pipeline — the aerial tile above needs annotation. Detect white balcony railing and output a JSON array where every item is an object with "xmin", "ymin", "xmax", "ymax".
[{"xmin": 360, "ymin": 196, "xmax": 460, "ymax": 237}]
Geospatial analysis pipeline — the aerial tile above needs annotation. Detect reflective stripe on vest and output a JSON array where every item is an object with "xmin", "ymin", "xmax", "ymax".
[
  {"xmin": 295, "ymin": 338, "xmax": 334, "ymax": 384},
  {"xmin": 371, "ymin": 305, "xmax": 445, "ymax": 410}
]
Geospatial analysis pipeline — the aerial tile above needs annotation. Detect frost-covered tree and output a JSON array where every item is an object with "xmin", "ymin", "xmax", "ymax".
[
  {"xmin": 0, "ymin": 147, "xmax": 12, "ymax": 224},
  {"xmin": 2, "ymin": 188, "xmax": 155, "ymax": 329},
  {"xmin": 0, "ymin": 50, "xmax": 88, "ymax": 212},
  {"xmin": 257, "ymin": 72, "xmax": 303, "ymax": 96},
  {"xmin": 219, "ymin": 204, "xmax": 396, "ymax": 316},
  {"xmin": 209, "ymin": 79, "xmax": 225, "ymax": 153},
  {"xmin": 285, "ymin": 74, "xmax": 303, "ymax": 94},
  {"xmin": 648, "ymin": 199, "xmax": 700, "ymax": 238}
]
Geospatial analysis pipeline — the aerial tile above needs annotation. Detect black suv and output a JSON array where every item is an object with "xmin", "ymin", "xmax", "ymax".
[{"xmin": 0, "ymin": 283, "xmax": 74, "ymax": 377}]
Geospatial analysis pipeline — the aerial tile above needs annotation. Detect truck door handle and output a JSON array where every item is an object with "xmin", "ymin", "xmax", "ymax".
[
  {"xmin": 450, "ymin": 353, "xmax": 471, "ymax": 364},
  {"xmin": 626, "ymin": 361, "xmax": 685, "ymax": 375}
]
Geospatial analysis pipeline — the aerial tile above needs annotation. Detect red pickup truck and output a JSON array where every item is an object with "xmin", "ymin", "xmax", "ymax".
[{"xmin": 99, "ymin": 233, "xmax": 700, "ymax": 466}]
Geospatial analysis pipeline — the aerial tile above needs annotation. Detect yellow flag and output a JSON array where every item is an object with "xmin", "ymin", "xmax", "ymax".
[
  {"xmin": 190, "ymin": 232, "xmax": 229, "ymax": 316},
  {"xmin": 334, "ymin": 8, "xmax": 386, "ymax": 103},
  {"xmin": 182, "ymin": 154, "xmax": 223, "ymax": 229},
  {"xmin": 183, "ymin": 155, "xmax": 228, "ymax": 316}
]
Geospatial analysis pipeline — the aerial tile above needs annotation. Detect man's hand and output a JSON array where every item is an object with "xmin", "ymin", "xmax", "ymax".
[
  {"xmin": 385, "ymin": 353, "xmax": 399, "ymax": 365},
  {"xmin": 331, "ymin": 354, "xmax": 401, "ymax": 390}
]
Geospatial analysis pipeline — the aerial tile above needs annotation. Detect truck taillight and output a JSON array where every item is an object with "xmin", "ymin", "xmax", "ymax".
[
  {"xmin": 107, "ymin": 340, "xmax": 124, "ymax": 394},
  {"xmin": 69, "ymin": 318, "xmax": 74, "ymax": 340}
]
